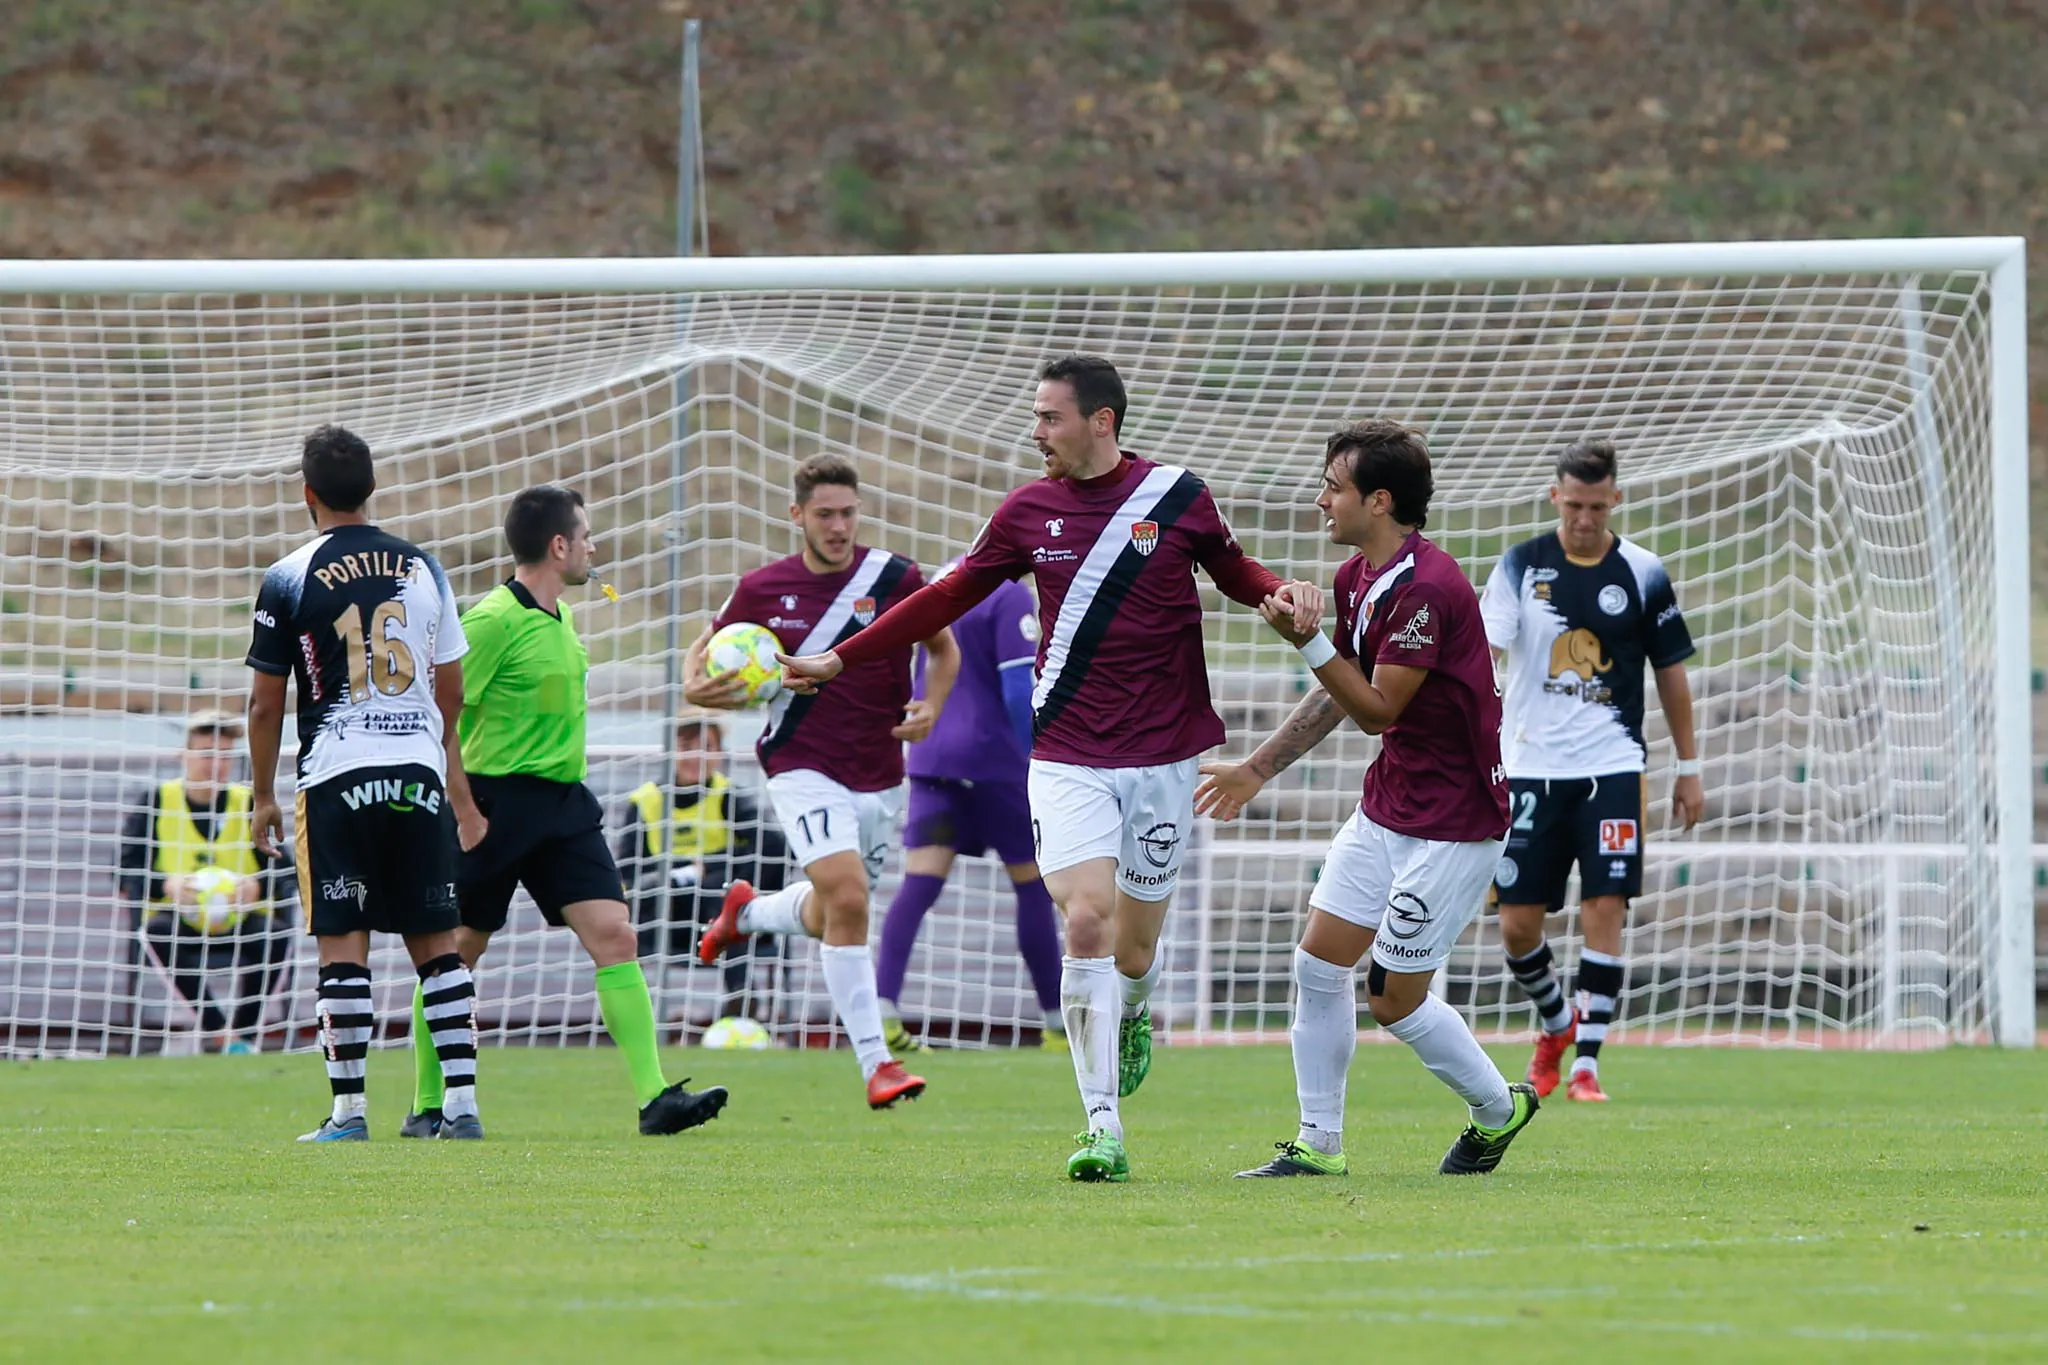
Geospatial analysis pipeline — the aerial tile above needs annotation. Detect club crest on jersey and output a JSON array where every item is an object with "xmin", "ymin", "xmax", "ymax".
[
  {"xmin": 781, "ymin": 595, "xmax": 798, "ymax": 610},
  {"xmin": 1598, "ymin": 584, "xmax": 1629, "ymax": 615},
  {"xmin": 1045, "ymin": 518, "xmax": 1065, "ymax": 537},
  {"xmin": 1130, "ymin": 520, "xmax": 1159, "ymax": 556},
  {"xmin": 1599, "ymin": 818, "xmax": 1639, "ymax": 854},
  {"xmin": 852, "ymin": 597, "xmax": 876, "ymax": 626}
]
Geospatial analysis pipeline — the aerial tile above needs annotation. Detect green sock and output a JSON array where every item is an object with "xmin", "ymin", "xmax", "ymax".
[
  {"xmin": 412, "ymin": 980, "xmax": 444, "ymax": 1113},
  {"xmin": 594, "ymin": 960, "xmax": 668, "ymax": 1107}
]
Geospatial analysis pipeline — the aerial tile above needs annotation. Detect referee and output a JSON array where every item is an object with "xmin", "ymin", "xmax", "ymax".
[
  {"xmin": 404, "ymin": 485, "xmax": 729, "ymax": 1137},
  {"xmin": 1480, "ymin": 438, "xmax": 1703, "ymax": 1104}
]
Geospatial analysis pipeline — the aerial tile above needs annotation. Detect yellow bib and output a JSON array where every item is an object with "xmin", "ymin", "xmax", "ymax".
[
  {"xmin": 629, "ymin": 775, "xmax": 731, "ymax": 860},
  {"xmin": 153, "ymin": 781, "xmax": 263, "ymax": 928}
]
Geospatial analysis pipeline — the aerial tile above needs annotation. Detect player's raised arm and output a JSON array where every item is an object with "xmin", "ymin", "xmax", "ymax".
[
  {"xmin": 781, "ymin": 525, "xmax": 1018, "ymax": 692},
  {"xmin": 1184, "ymin": 480, "xmax": 1324, "ymax": 634}
]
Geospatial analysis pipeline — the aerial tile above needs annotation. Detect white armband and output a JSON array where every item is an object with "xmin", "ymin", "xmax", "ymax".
[
  {"xmin": 1297, "ymin": 634, "xmax": 1337, "ymax": 669},
  {"xmin": 1674, "ymin": 757, "xmax": 1703, "ymax": 778}
]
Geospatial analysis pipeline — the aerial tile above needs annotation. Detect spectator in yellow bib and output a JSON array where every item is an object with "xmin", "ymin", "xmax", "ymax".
[
  {"xmin": 616, "ymin": 709, "xmax": 789, "ymax": 1023},
  {"xmin": 117, "ymin": 710, "xmax": 294, "ymax": 1053}
]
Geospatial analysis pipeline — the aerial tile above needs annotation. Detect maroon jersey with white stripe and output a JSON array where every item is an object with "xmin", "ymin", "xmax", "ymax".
[
  {"xmin": 715, "ymin": 547, "xmax": 924, "ymax": 791},
  {"xmin": 955, "ymin": 455, "xmax": 1258, "ymax": 768},
  {"xmin": 1335, "ymin": 532, "xmax": 1509, "ymax": 843}
]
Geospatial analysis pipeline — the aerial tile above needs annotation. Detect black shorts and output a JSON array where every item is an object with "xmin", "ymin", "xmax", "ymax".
[
  {"xmin": 295, "ymin": 765, "xmax": 460, "ymax": 938},
  {"xmin": 1493, "ymin": 772, "xmax": 1644, "ymax": 911},
  {"xmin": 458, "ymin": 774, "xmax": 626, "ymax": 932}
]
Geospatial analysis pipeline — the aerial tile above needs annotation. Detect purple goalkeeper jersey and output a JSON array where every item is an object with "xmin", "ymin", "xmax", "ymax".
[
  {"xmin": 1335, "ymin": 531, "xmax": 1510, "ymax": 843},
  {"xmin": 908, "ymin": 570, "xmax": 1036, "ymax": 783},
  {"xmin": 714, "ymin": 546, "xmax": 924, "ymax": 792}
]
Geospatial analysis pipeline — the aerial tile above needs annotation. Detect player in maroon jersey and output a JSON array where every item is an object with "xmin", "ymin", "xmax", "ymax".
[
  {"xmin": 1196, "ymin": 419, "xmax": 1541, "ymax": 1177},
  {"xmin": 779, "ymin": 355, "xmax": 1322, "ymax": 1182},
  {"xmin": 687, "ymin": 454, "xmax": 959, "ymax": 1111}
]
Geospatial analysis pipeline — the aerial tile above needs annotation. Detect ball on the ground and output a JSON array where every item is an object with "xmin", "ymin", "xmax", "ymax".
[
  {"xmin": 182, "ymin": 866, "xmax": 241, "ymax": 935},
  {"xmin": 701, "ymin": 1016, "xmax": 772, "ymax": 1051},
  {"xmin": 705, "ymin": 622, "xmax": 784, "ymax": 707}
]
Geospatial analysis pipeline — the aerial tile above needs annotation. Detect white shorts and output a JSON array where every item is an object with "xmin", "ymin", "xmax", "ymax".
[
  {"xmin": 1026, "ymin": 757, "xmax": 1198, "ymax": 902},
  {"xmin": 765, "ymin": 769, "xmax": 904, "ymax": 887},
  {"xmin": 1309, "ymin": 808, "xmax": 1506, "ymax": 975}
]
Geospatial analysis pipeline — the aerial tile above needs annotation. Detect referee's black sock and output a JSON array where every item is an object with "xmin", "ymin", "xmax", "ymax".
[
  {"xmin": 1505, "ymin": 939, "xmax": 1573, "ymax": 1035},
  {"xmin": 316, "ymin": 962, "xmax": 373, "ymax": 1124},
  {"xmin": 1573, "ymin": 949, "xmax": 1627, "ymax": 1072}
]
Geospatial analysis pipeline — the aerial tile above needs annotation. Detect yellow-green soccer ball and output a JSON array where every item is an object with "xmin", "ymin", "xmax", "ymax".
[
  {"xmin": 182, "ymin": 866, "xmax": 242, "ymax": 935},
  {"xmin": 700, "ymin": 1016, "xmax": 772, "ymax": 1050},
  {"xmin": 706, "ymin": 621, "xmax": 784, "ymax": 707}
]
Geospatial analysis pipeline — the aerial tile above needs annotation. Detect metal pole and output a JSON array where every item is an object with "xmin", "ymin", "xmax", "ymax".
[
  {"xmin": 655, "ymin": 18, "xmax": 702, "ymax": 1024},
  {"xmin": 1986, "ymin": 247, "xmax": 2034, "ymax": 1047}
]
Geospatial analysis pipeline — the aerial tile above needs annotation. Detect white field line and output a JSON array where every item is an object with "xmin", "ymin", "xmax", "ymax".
[{"xmin": 880, "ymin": 1230, "xmax": 2048, "ymax": 1347}]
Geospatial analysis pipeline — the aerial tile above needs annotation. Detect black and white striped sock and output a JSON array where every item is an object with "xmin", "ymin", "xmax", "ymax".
[
  {"xmin": 316, "ymin": 962, "xmax": 374, "ymax": 1124},
  {"xmin": 1573, "ymin": 949, "xmax": 1627, "ymax": 1074},
  {"xmin": 1505, "ymin": 939, "xmax": 1573, "ymax": 1035},
  {"xmin": 418, "ymin": 954, "xmax": 479, "ymax": 1121}
]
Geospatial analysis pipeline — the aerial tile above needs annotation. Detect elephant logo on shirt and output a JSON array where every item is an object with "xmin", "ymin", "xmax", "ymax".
[{"xmin": 1548, "ymin": 628, "xmax": 1612, "ymax": 680}]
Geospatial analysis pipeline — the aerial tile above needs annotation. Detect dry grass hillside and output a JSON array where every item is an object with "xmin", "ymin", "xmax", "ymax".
[
  {"xmin": 2, "ymin": 0, "xmax": 2044, "ymax": 638},
  {"xmin": 5, "ymin": 1, "xmax": 2044, "ymax": 499}
]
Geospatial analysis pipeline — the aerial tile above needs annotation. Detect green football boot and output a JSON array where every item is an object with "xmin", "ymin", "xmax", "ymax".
[
  {"xmin": 1066, "ymin": 1129, "xmax": 1130, "ymax": 1183},
  {"xmin": 1439, "ymin": 1082, "xmax": 1541, "ymax": 1175},
  {"xmin": 1117, "ymin": 1005, "xmax": 1152, "ymax": 1098},
  {"xmin": 1235, "ymin": 1140, "xmax": 1348, "ymax": 1178}
]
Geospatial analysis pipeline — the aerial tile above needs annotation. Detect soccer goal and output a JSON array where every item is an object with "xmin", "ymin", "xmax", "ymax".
[{"xmin": 0, "ymin": 238, "xmax": 2030, "ymax": 1058}]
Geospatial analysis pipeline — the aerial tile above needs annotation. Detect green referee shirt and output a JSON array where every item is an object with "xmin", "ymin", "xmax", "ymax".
[{"xmin": 458, "ymin": 580, "xmax": 589, "ymax": 783}]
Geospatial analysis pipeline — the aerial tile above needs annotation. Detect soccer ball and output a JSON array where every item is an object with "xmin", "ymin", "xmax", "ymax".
[
  {"xmin": 701, "ymin": 1016, "xmax": 772, "ymax": 1051},
  {"xmin": 181, "ymin": 866, "xmax": 242, "ymax": 935},
  {"xmin": 705, "ymin": 622, "xmax": 784, "ymax": 707}
]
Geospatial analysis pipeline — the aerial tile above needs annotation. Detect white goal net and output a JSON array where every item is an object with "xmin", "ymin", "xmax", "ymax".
[{"xmin": 0, "ymin": 240, "xmax": 2031, "ymax": 1059}]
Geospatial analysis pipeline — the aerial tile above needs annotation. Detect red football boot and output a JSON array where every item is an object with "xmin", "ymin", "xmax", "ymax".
[
  {"xmin": 698, "ymin": 880, "xmax": 753, "ymax": 966},
  {"xmin": 866, "ymin": 1059, "xmax": 927, "ymax": 1110},
  {"xmin": 1526, "ymin": 1011, "xmax": 1578, "ymax": 1099},
  {"xmin": 1566, "ymin": 1068, "xmax": 1610, "ymax": 1103}
]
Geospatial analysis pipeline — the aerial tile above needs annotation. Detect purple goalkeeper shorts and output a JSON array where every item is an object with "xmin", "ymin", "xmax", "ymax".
[{"xmin": 902, "ymin": 775, "xmax": 1035, "ymax": 864}]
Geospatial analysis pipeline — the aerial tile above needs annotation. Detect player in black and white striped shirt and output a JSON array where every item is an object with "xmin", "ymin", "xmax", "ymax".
[
  {"xmin": 245, "ymin": 425, "xmax": 487, "ymax": 1142},
  {"xmin": 1479, "ymin": 438, "xmax": 1704, "ymax": 1102}
]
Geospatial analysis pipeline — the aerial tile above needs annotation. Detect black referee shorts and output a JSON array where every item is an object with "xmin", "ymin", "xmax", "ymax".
[
  {"xmin": 458, "ymin": 773, "xmax": 627, "ymax": 932},
  {"xmin": 296, "ymin": 764, "xmax": 460, "ymax": 938},
  {"xmin": 1492, "ymin": 772, "xmax": 1645, "ymax": 911}
]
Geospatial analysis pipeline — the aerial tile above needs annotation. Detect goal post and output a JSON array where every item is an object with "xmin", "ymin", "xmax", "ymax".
[{"xmin": 0, "ymin": 236, "xmax": 2030, "ymax": 1056}]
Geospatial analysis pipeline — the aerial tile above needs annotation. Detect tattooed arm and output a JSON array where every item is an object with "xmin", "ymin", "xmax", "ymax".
[{"xmin": 1193, "ymin": 686, "xmax": 1346, "ymax": 821}]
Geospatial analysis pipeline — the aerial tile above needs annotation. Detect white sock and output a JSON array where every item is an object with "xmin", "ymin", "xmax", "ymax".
[
  {"xmin": 818, "ymin": 943, "xmax": 891, "ymax": 1079},
  {"xmin": 1061, "ymin": 955, "xmax": 1121, "ymax": 1139},
  {"xmin": 1118, "ymin": 952, "xmax": 1162, "ymax": 1021},
  {"xmin": 1290, "ymin": 947, "xmax": 1355, "ymax": 1155},
  {"xmin": 331, "ymin": 1093, "xmax": 367, "ymax": 1124},
  {"xmin": 1383, "ymin": 990, "xmax": 1515, "ymax": 1128},
  {"xmin": 738, "ymin": 882, "xmax": 811, "ymax": 937},
  {"xmin": 1042, "ymin": 1008, "xmax": 1065, "ymax": 1037}
]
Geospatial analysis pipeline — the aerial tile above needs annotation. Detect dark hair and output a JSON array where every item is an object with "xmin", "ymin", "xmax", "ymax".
[
  {"xmin": 1036, "ymin": 354, "xmax": 1127, "ymax": 437},
  {"xmin": 1324, "ymin": 419, "xmax": 1434, "ymax": 528},
  {"xmin": 301, "ymin": 424, "xmax": 375, "ymax": 513},
  {"xmin": 792, "ymin": 453, "xmax": 860, "ymax": 506},
  {"xmin": 1555, "ymin": 437, "xmax": 1618, "ymax": 485},
  {"xmin": 504, "ymin": 485, "xmax": 586, "ymax": 565}
]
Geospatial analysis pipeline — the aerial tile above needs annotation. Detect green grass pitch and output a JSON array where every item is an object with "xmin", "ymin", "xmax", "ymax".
[{"xmin": 4, "ymin": 1043, "xmax": 2044, "ymax": 1363}]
